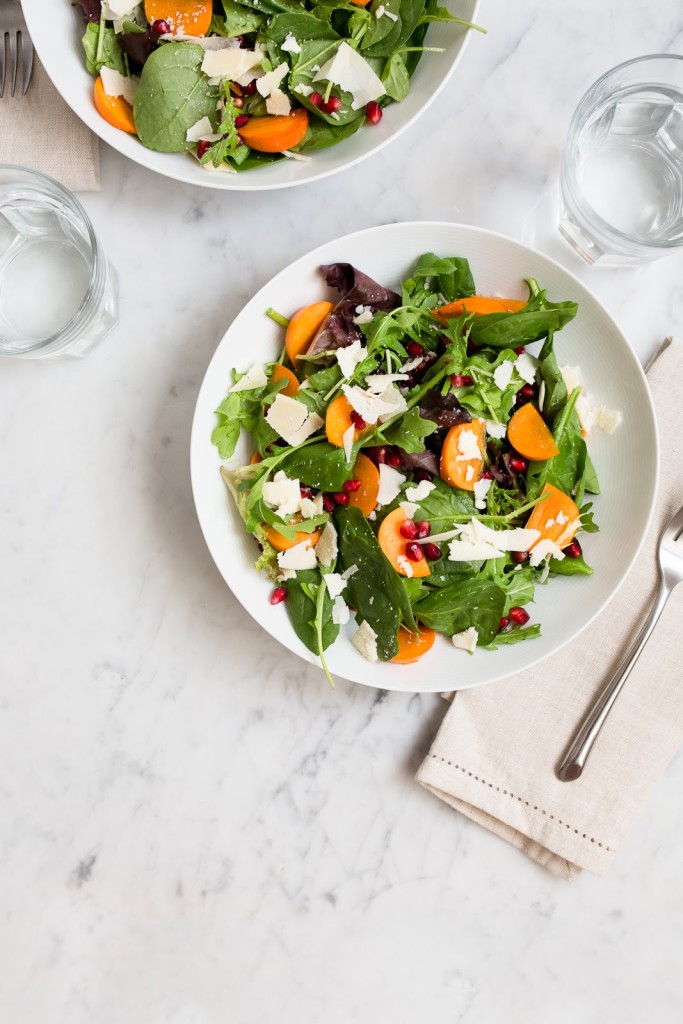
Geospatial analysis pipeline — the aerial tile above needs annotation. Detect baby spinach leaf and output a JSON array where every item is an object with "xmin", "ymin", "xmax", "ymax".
[
  {"xmin": 286, "ymin": 569, "xmax": 339, "ymax": 654},
  {"xmin": 82, "ymin": 22, "xmax": 126, "ymax": 77},
  {"xmin": 266, "ymin": 11, "xmax": 340, "ymax": 43},
  {"xmin": 469, "ymin": 288, "xmax": 578, "ymax": 349},
  {"xmin": 411, "ymin": 477, "xmax": 476, "ymax": 531},
  {"xmin": 537, "ymin": 331, "xmax": 567, "ymax": 421},
  {"xmin": 549, "ymin": 554, "xmax": 593, "ymax": 576},
  {"xmin": 381, "ymin": 51, "xmax": 410, "ymax": 102},
  {"xmin": 134, "ymin": 44, "xmax": 217, "ymax": 153},
  {"xmin": 220, "ymin": 0, "xmax": 266, "ymax": 34},
  {"xmin": 278, "ymin": 441, "xmax": 350, "ymax": 491},
  {"xmin": 408, "ymin": 253, "xmax": 476, "ymax": 302},
  {"xmin": 294, "ymin": 114, "xmax": 365, "ymax": 152},
  {"xmin": 414, "ymin": 577, "xmax": 504, "ymax": 645},
  {"xmin": 381, "ymin": 407, "xmax": 437, "ymax": 452}
]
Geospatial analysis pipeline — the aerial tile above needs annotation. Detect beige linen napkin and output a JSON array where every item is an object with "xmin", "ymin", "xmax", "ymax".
[
  {"xmin": 416, "ymin": 339, "xmax": 683, "ymax": 880},
  {"xmin": 0, "ymin": 56, "xmax": 99, "ymax": 191}
]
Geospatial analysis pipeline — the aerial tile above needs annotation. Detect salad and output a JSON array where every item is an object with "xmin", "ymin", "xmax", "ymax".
[
  {"xmin": 73, "ymin": 1, "xmax": 482, "ymax": 172},
  {"xmin": 211, "ymin": 252, "xmax": 619, "ymax": 684}
]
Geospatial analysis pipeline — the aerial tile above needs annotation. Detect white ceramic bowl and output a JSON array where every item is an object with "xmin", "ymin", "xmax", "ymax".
[
  {"xmin": 190, "ymin": 222, "xmax": 658, "ymax": 692},
  {"xmin": 24, "ymin": 0, "xmax": 479, "ymax": 191}
]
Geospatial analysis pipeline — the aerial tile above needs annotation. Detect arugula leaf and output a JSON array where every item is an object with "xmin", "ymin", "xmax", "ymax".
[
  {"xmin": 549, "ymin": 554, "xmax": 593, "ymax": 576},
  {"xmin": 486, "ymin": 624, "xmax": 541, "ymax": 647},
  {"xmin": 278, "ymin": 441, "xmax": 351, "ymax": 491},
  {"xmin": 201, "ymin": 90, "xmax": 245, "ymax": 168},
  {"xmin": 82, "ymin": 21, "xmax": 126, "ymax": 77},
  {"xmin": 220, "ymin": 468, "xmax": 280, "ymax": 579},
  {"xmin": 381, "ymin": 407, "xmax": 437, "ymax": 453},
  {"xmin": 419, "ymin": 0, "xmax": 486, "ymax": 32},
  {"xmin": 414, "ymin": 577, "xmax": 505, "ymax": 646},
  {"xmin": 211, "ymin": 371, "xmax": 282, "ymax": 459},
  {"xmin": 286, "ymin": 569, "xmax": 339, "ymax": 655},
  {"xmin": 134, "ymin": 44, "xmax": 217, "ymax": 153}
]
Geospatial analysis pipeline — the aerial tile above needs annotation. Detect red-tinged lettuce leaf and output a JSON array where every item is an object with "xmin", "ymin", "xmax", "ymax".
[
  {"xmin": 74, "ymin": 0, "xmax": 101, "ymax": 22},
  {"xmin": 119, "ymin": 30, "xmax": 160, "ymax": 71},
  {"xmin": 419, "ymin": 389, "xmax": 472, "ymax": 430},
  {"xmin": 308, "ymin": 263, "xmax": 401, "ymax": 354}
]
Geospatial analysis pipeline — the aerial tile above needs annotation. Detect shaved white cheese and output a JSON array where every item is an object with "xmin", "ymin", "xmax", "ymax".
[
  {"xmin": 377, "ymin": 464, "xmax": 405, "ymax": 507},
  {"xmin": 100, "ymin": 66, "xmax": 138, "ymax": 105},
  {"xmin": 104, "ymin": 0, "xmax": 138, "ymax": 17},
  {"xmin": 202, "ymin": 48, "xmax": 264, "ymax": 83},
  {"xmin": 556, "ymin": 518, "xmax": 580, "ymax": 549},
  {"xmin": 230, "ymin": 363, "xmax": 267, "ymax": 392},
  {"xmin": 404, "ymin": 479, "xmax": 435, "ymax": 503},
  {"xmin": 287, "ymin": 412, "xmax": 324, "ymax": 447},
  {"xmin": 365, "ymin": 372, "xmax": 409, "ymax": 392},
  {"xmin": 368, "ymin": 510, "xmax": 377, "ymax": 521},
  {"xmin": 397, "ymin": 555, "xmax": 414, "ymax": 577},
  {"xmin": 352, "ymin": 620, "xmax": 379, "ymax": 662},
  {"xmin": 281, "ymin": 33, "xmax": 301, "ymax": 54},
  {"xmin": 376, "ymin": 383, "xmax": 408, "ymax": 420},
  {"xmin": 595, "ymin": 406, "xmax": 623, "ymax": 434},
  {"xmin": 556, "ymin": 511, "xmax": 569, "ymax": 525},
  {"xmin": 336, "ymin": 339, "xmax": 366, "ymax": 379},
  {"xmin": 294, "ymin": 82, "xmax": 314, "ymax": 97},
  {"xmin": 560, "ymin": 364, "xmax": 622, "ymax": 434},
  {"xmin": 186, "ymin": 116, "xmax": 217, "ymax": 143},
  {"xmin": 277, "ymin": 539, "xmax": 317, "ymax": 571},
  {"xmin": 265, "ymin": 394, "xmax": 322, "ymax": 446},
  {"xmin": 341, "ymin": 564, "xmax": 358, "ymax": 580},
  {"xmin": 452, "ymin": 627, "xmax": 478, "ymax": 654},
  {"xmin": 282, "ymin": 150, "xmax": 312, "ymax": 162},
  {"xmin": 315, "ymin": 522, "xmax": 338, "ymax": 568},
  {"xmin": 465, "ymin": 465, "xmax": 475, "ymax": 482},
  {"xmin": 446, "ymin": 519, "xmax": 540, "ymax": 561},
  {"xmin": 324, "ymin": 572, "xmax": 347, "ymax": 599},
  {"xmin": 455, "ymin": 428, "xmax": 482, "ymax": 461},
  {"xmin": 278, "ymin": 568, "xmax": 297, "ymax": 582},
  {"xmin": 538, "ymin": 380, "xmax": 546, "ymax": 411},
  {"xmin": 473, "ymin": 477, "xmax": 492, "ymax": 510},
  {"xmin": 332, "ymin": 597, "xmax": 350, "ymax": 625},
  {"xmin": 486, "ymin": 419, "xmax": 507, "ymax": 439},
  {"xmin": 300, "ymin": 493, "xmax": 324, "ymax": 519},
  {"xmin": 449, "ymin": 538, "xmax": 506, "ymax": 561},
  {"xmin": 342, "ymin": 383, "xmax": 397, "ymax": 424},
  {"xmin": 257, "ymin": 62, "xmax": 289, "ymax": 98},
  {"xmin": 262, "ymin": 471, "xmax": 301, "ymax": 518},
  {"xmin": 400, "ymin": 501, "xmax": 419, "ymax": 520},
  {"xmin": 515, "ymin": 352, "xmax": 538, "ymax": 384},
  {"xmin": 560, "ymin": 365, "xmax": 583, "ymax": 394},
  {"xmin": 353, "ymin": 306, "xmax": 374, "ymax": 325},
  {"xmin": 342, "ymin": 424, "xmax": 355, "ymax": 465},
  {"xmin": 400, "ymin": 356, "xmax": 424, "ymax": 373},
  {"xmin": 266, "ymin": 89, "xmax": 291, "ymax": 116},
  {"xmin": 545, "ymin": 518, "xmax": 556, "ymax": 530},
  {"xmin": 313, "ymin": 41, "xmax": 385, "ymax": 111},
  {"xmin": 529, "ymin": 539, "xmax": 565, "ymax": 568},
  {"xmin": 493, "ymin": 360, "xmax": 514, "ymax": 390}
]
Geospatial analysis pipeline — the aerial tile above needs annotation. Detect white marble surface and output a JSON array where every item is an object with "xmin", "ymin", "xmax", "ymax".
[{"xmin": 2, "ymin": 1, "xmax": 683, "ymax": 1021}]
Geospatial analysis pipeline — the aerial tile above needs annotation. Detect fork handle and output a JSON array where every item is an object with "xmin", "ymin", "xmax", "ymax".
[{"xmin": 557, "ymin": 578, "xmax": 671, "ymax": 781}]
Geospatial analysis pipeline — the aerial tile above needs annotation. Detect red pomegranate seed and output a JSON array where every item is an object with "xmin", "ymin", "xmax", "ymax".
[
  {"xmin": 400, "ymin": 519, "xmax": 418, "ymax": 540},
  {"xmin": 499, "ymin": 616, "xmax": 510, "ymax": 631},
  {"xmin": 415, "ymin": 520, "xmax": 430, "ymax": 539},
  {"xmin": 333, "ymin": 491, "xmax": 350, "ymax": 506},
  {"xmin": 480, "ymin": 470, "xmax": 493, "ymax": 480},
  {"xmin": 350, "ymin": 410, "xmax": 366, "ymax": 430},
  {"xmin": 514, "ymin": 346, "xmax": 526, "ymax": 355},
  {"xmin": 309, "ymin": 91, "xmax": 323, "ymax": 108},
  {"xmin": 564, "ymin": 539, "xmax": 582, "ymax": 558},
  {"xmin": 343, "ymin": 478, "xmax": 361, "ymax": 493},
  {"xmin": 509, "ymin": 455, "xmax": 528, "ymax": 473},
  {"xmin": 510, "ymin": 550, "xmax": 529, "ymax": 564},
  {"xmin": 386, "ymin": 452, "xmax": 402, "ymax": 468},
  {"xmin": 241, "ymin": 79, "xmax": 257, "ymax": 96},
  {"xmin": 451, "ymin": 373, "xmax": 474, "ymax": 387},
  {"xmin": 322, "ymin": 96, "xmax": 342, "ymax": 114},
  {"xmin": 196, "ymin": 140, "xmax": 212, "ymax": 159},
  {"xmin": 509, "ymin": 606, "xmax": 530, "ymax": 626},
  {"xmin": 405, "ymin": 542, "xmax": 424, "ymax": 562},
  {"xmin": 270, "ymin": 586, "xmax": 287, "ymax": 605},
  {"xmin": 371, "ymin": 446, "xmax": 387, "ymax": 464},
  {"xmin": 516, "ymin": 383, "xmax": 537, "ymax": 404},
  {"xmin": 300, "ymin": 485, "xmax": 313, "ymax": 498},
  {"xmin": 232, "ymin": 96, "xmax": 245, "ymax": 109},
  {"xmin": 424, "ymin": 543, "xmax": 442, "ymax": 561},
  {"xmin": 366, "ymin": 101, "xmax": 382, "ymax": 124},
  {"xmin": 414, "ymin": 469, "xmax": 432, "ymax": 482},
  {"xmin": 235, "ymin": 114, "xmax": 250, "ymax": 129},
  {"xmin": 322, "ymin": 495, "xmax": 336, "ymax": 514},
  {"xmin": 152, "ymin": 19, "xmax": 171, "ymax": 33},
  {"xmin": 406, "ymin": 341, "xmax": 425, "ymax": 357}
]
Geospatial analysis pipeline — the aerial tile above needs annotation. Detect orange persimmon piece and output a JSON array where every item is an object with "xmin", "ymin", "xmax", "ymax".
[
  {"xmin": 440, "ymin": 419, "xmax": 486, "ymax": 491},
  {"xmin": 265, "ymin": 522, "xmax": 320, "ymax": 553},
  {"xmin": 144, "ymin": 0, "xmax": 212, "ymax": 36},
  {"xmin": 271, "ymin": 363, "xmax": 299, "ymax": 397},
  {"xmin": 249, "ymin": 451, "xmax": 262, "ymax": 465},
  {"xmin": 93, "ymin": 76, "xmax": 136, "ymax": 134},
  {"xmin": 325, "ymin": 394, "xmax": 369, "ymax": 448},
  {"xmin": 350, "ymin": 0, "xmax": 371, "ymax": 5},
  {"xmin": 239, "ymin": 109, "xmax": 309, "ymax": 153},
  {"xmin": 347, "ymin": 453, "xmax": 380, "ymax": 517},
  {"xmin": 507, "ymin": 402, "xmax": 559, "ymax": 461},
  {"xmin": 378, "ymin": 508, "xmax": 431, "ymax": 579},
  {"xmin": 285, "ymin": 301, "xmax": 334, "ymax": 364},
  {"xmin": 525, "ymin": 483, "xmax": 580, "ymax": 549},
  {"xmin": 391, "ymin": 626, "xmax": 436, "ymax": 664},
  {"xmin": 433, "ymin": 296, "xmax": 527, "ymax": 324}
]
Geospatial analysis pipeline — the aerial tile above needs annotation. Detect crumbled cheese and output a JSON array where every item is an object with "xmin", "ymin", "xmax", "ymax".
[
  {"xmin": 315, "ymin": 522, "xmax": 338, "ymax": 567},
  {"xmin": 277, "ymin": 539, "xmax": 316, "ymax": 571},
  {"xmin": 465, "ymin": 465, "xmax": 475, "ymax": 482},
  {"xmin": 560, "ymin": 364, "xmax": 622, "ymax": 434},
  {"xmin": 336, "ymin": 339, "xmax": 366, "ymax": 379},
  {"xmin": 375, "ymin": 3, "xmax": 386, "ymax": 15},
  {"xmin": 262, "ymin": 471, "xmax": 301, "ymax": 518},
  {"xmin": 266, "ymin": 88, "xmax": 291, "ymax": 116},
  {"xmin": 529, "ymin": 539, "xmax": 565, "ymax": 568},
  {"xmin": 368, "ymin": 511, "xmax": 377, "ymax": 521},
  {"xmin": 375, "ymin": 383, "xmax": 408, "ymax": 420},
  {"xmin": 404, "ymin": 479, "xmax": 435, "ymax": 503},
  {"xmin": 545, "ymin": 518, "xmax": 556, "ymax": 530},
  {"xmin": 452, "ymin": 627, "xmax": 478, "ymax": 654},
  {"xmin": 383, "ymin": 8, "xmax": 399, "ymax": 19},
  {"xmin": 293, "ymin": 82, "xmax": 314, "ymax": 97},
  {"xmin": 400, "ymin": 356, "xmax": 423, "ymax": 373},
  {"xmin": 313, "ymin": 41, "xmax": 385, "ymax": 111},
  {"xmin": 230, "ymin": 363, "xmax": 267, "ymax": 392},
  {"xmin": 556, "ymin": 511, "xmax": 568, "ymax": 525},
  {"xmin": 400, "ymin": 501, "xmax": 419, "ymax": 520},
  {"xmin": 332, "ymin": 597, "xmax": 350, "ymax": 625},
  {"xmin": 100, "ymin": 66, "xmax": 139, "ymax": 105},
  {"xmin": 282, "ymin": 150, "xmax": 312, "ymax": 163},
  {"xmin": 281, "ymin": 33, "xmax": 301, "ymax": 54},
  {"xmin": 455, "ymin": 428, "xmax": 482, "ymax": 461},
  {"xmin": 353, "ymin": 306, "xmax": 374, "ymax": 325},
  {"xmin": 493, "ymin": 360, "xmax": 514, "ymax": 390},
  {"xmin": 185, "ymin": 116, "xmax": 216, "ymax": 143},
  {"xmin": 397, "ymin": 555, "xmax": 414, "ymax": 577},
  {"xmin": 473, "ymin": 477, "xmax": 492, "ymax": 510},
  {"xmin": 515, "ymin": 352, "xmax": 538, "ymax": 385},
  {"xmin": 342, "ymin": 382, "xmax": 405, "ymax": 424},
  {"xmin": 595, "ymin": 406, "xmax": 623, "ymax": 434},
  {"xmin": 257, "ymin": 62, "xmax": 289, "ymax": 98},
  {"xmin": 278, "ymin": 568, "xmax": 297, "ymax": 582},
  {"xmin": 324, "ymin": 572, "xmax": 347, "ymax": 599},
  {"xmin": 300, "ymin": 494, "xmax": 324, "ymax": 519},
  {"xmin": 352, "ymin": 620, "xmax": 379, "ymax": 662},
  {"xmin": 365, "ymin": 372, "xmax": 409, "ymax": 392},
  {"xmin": 342, "ymin": 424, "xmax": 355, "ymax": 464},
  {"xmin": 265, "ymin": 394, "xmax": 323, "ymax": 446},
  {"xmin": 341, "ymin": 564, "xmax": 358, "ymax": 580},
  {"xmin": 201, "ymin": 48, "xmax": 264, "ymax": 83},
  {"xmin": 377, "ymin": 464, "xmax": 405, "ymax": 506},
  {"xmin": 486, "ymin": 419, "xmax": 507, "ymax": 439},
  {"xmin": 560, "ymin": 365, "xmax": 583, "ymax": 394}
]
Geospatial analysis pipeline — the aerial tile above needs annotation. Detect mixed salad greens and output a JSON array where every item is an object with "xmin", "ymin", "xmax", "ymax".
[
  {"xmin": 212, "ymin": 252, "xmax": 609, "ymax": 684},
  {"xmin": 73, "ymin": 0, "xmax": 482, "ymax": 172}
]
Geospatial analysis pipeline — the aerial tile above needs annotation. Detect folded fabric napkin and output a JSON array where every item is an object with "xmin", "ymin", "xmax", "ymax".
[
  {"xmin": 416, "ymin": 339, "xmax": 683, "ymax": 879},
  {"xmin": 0, "ymin": 56, "xmax": 99, "ymax": 191}
]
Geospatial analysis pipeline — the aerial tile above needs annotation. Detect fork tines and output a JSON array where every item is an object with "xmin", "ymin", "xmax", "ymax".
[{"xmin": 1, "ymin": 28, "xmax": 34, "ymax": 99}]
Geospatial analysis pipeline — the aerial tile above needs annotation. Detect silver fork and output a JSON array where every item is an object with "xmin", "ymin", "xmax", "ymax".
[
  {"xmin": 1, "ymin": 0, "xmax": 34, "ymax": 98},
  {"xmin": 558, "ymin": 504, "xmax": 683, "ymax": 781}
]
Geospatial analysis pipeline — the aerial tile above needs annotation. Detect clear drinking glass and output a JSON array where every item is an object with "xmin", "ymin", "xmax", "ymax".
[
  {"xmin": 0, "ymin": 165, "xmax": 118, "ymax": 357},
  {"xmin": 560, "ymin": 54, "xmax": 683, "ymax": 265}
]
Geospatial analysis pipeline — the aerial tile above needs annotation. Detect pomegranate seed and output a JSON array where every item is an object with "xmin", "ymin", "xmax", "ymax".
[
  {"xmin": 509, "ymin": 455, "xmax": 528, "ymax": 473},
  {"xmin": 333, "ymin": 491, "xmax": 350, "ymax": 506},
  {"xmin": 322, "ymin": 495, "xmax": 336, "ymax": 514},
  {"xmin": 152, "ymin": 19, "xmax": 171, "ymax": 34},
  {"xmin": 300, "ymin": 485, "xmax": 313, "ymax": 498},
  {"xmin": 414, "ymin": 469, "xmax": 433, "ymax": 482},
  {"xmin": 309, "ymin": 91, "xmax": 323, "ymax": 108},
  {"xmin": 451, "ymin": 373, "xmax": 474, "ymax": 387},
  {"xmin": 415, "ymin": 520, "xmax": 431, "ymax": 539},
  {"xmin": 350, "ymin": 410, "xmax": 366, "ymax": 430},
  {"xmin": 509, "ymin": 606, "xmax": 530, "ymax": 626},
  {"xmin": 321, "ymin": 96, "xmax": 342, "ymax": 114},
  {"xmin": 343, "ymin": 478, "xmax": 361, "ymax": 493},
  {"xmin": 235, "ymin": 114, "xmax": 250, "ymax": 129},
  {"xmin": 387, "ymin": 452, "xmax": 402, "ymax": 468},
  {"xmin": 499, "ymin": 616, "xmax": 510, "ymax": 631},
  {"xmin": 366, "ymin": 101, "xmax": 382, "ymax": 124},
  {"xmin": 514, "ymin": 346, "xmax": 526, "ymax": 355},
  {"xmin": 564, "ymin": 539, "xmax": 582, "ymax": 558},
  {"xmin": 270, "ymin": 586, "xmax": 287, "ymax": 605},
  {"xmin": 400, "ymin": 519, "xmax": 418, "ymax": 539},
  {"xmin": 510, "ymin": 550, "xmax": 529, "ymax": 564},
  {"xmin": 480, "ymin": 470, "xmax": 493, "ymax": 480},
  {"xmin": 405, "ymin": 542, "xmax": 424, "ymax": 562},
  {"xmin": 241, "ymin": 79, "xmax": 257, "ymax": 96},
  {"xmin": 424, "ymin": 543, "xmax": 442, "ymax": 561},
  {"xmin": 406, "ymin": 341, "xmax": 425, "ymax": 357},
  {"xmin": 516, "ymin": 383, "xmax": 537, "ymax": 405},
  {"xmin": 196, "ymin": 140, "xmax": 212, "ymax": 159},
  {"xmin": 232, "ymin": 96, "xmax": 245, "ymax": 109},
  {"xmin": 236, "ymin": 35, "xmax": 251, "ymax": 48},
  {"xmin": 370, "ymin": 446, "xmax": 387, "ymax": 464}
]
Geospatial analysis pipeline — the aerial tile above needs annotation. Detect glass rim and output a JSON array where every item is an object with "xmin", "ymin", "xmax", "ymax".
[
  {"xmin": 0, "ymin": 163, "xmax": 103, "ymax": 354},
  {"xmin": 563, "ymin": 53, "xmax": 683, "ymax": 252}
]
